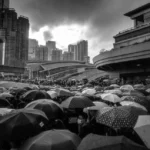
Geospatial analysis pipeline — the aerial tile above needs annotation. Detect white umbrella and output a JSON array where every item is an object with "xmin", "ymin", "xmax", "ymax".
[
  {"xmin": 134, "ymin": 115, "xmax": 150, "ymax": 149},
  {"xmin": 110, "ymin": 84, "xmax": 120, "ymax": 88},
  {"xmin": 82, "ymin": 88, "xmax": 96, "ymax": 95},
  {"xmin": 84, "ymin": 101, "xmax": 108, "ymax": 112},
  {"xmin": 101, "ymin": 93, "xmax": 121, "ymax": 103},
  {"xmin": 47, "ymin": 91, "xmax": 58, "ymax": 99},
  {"xmin": 104, "ymin": 89, "xmax": 122, "ymax": 95},
  {"xmin": 120, "ymin": 85, "xmax": 134, "ymax": 92},
  {"xmin": 120, "ymin": 101, "xmax": 147, "ymax": 112}
]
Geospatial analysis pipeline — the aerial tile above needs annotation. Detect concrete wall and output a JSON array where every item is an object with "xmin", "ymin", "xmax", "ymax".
[{"xmin": 93, "ymin": 41, "xmax": 150, "ymax": 68}]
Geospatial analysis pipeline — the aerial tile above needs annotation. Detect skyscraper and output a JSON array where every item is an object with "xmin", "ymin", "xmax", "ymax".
[
  {"xmin": 51, "ymin": 49, "xmax": 62, "ymax": 61},
  {"xmin": 63, "ymin": 51, "xmax": 74, "ymax": 61},
  {"xmin": 35, "ymin": 45, "xmax": 48, "ymax": 61},
  {"xmin": 0, "ymin": 0, "xmax": 9, "ymax": 8},
  {"xmin": 28, "ymin": 39, "xmax": 38, "ymax": 60},
  {"xmin": 77, "ymin": 40, "xmax": 88, "ymax": 61},
  {"xmin": 46, "ymin": 41, "xmax": 56, "ymax": 61},
  {"xmin": 0, "ymin": 6, "xmax": 29, "ymax": 68},
  {"xmin": 68, "ymin": 40, "xmax": 88, "ymax": 62}
]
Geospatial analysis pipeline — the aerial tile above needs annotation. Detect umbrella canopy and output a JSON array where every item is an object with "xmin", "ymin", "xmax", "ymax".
[
  {"xmin": 47, "ymin": 90, "xmax": 58, "ymax": 99},
  {"xmin": 104, "ymin": 89, "xmax": 122, "ymax": 96},
  {"xmin": 0, "ymin": 108, "xmax": 49, "ymax": 142},
  {"xmin": 134, "ymin": 84, "xmax": 145, "ymax": 90},
  {"xmin": 120, "ymin": 101, "xmax": 147, "ymax": 112},
  {"xmin": 55, "ymin": 88, "xmax": 74, "ymax": 97},
  {"xmin": 120, "ymin": 85, "xmax": 134, "ymax": 92},
  {"xmin": 0, "ymin": 108, "xmax": 13, "ymax": 117},
  {"xmin": 82, "ymin": 88, "xmax": 96, "ymax": 95},
  {"xmin": 122, "ymin": 90, "xmax": 145, "ymax": 97},
  {"xmin": 96, "ymin": 106, "xmax": 147, "ymax": 130},
  {"xmin": 61, "ymin": 96, "xmax": 94, "ymax": 109},
  {"xmin": 110, "ymin": 84, "xmax": 120, "ymax": 88},
  {"xmin": 0, "ymin": 92, "xmax": 14, "ymax": 99},
  {"xmin": 146, "ymin": 88, "xmax": 150, "ymax": 93},
  {"xmin": 25, "ymin": 99, "xmax": 64, "ymax": 120},
  {"xmin": 134, "ymin": 115, "xmax": 150, "ymax": 149},
  {"xmin": 84, "ymin": 101, "xmax": 108, "ymax": 112},
  {"xmin": 101, "ymin": 93, "xmax": 121, "ymax": 103},
  {"xmin": 0, "ymin": 98, "xmax": 11, "ymax": 108},
  {"xmin": 78, "ymin": 134, "xmax": 148, "ymax": 150},
  {"xmin": 121, "ymin": 96, "xmax": 150, "ymax": 112},
  {"xmin": 0, "ymin": 87, "xmax": 7, "ymax": 93},
  {"xmin": 21, "ymin": 90, "xmax": 51, "ymax": 102},
  {"xmin": 19, "ymin": 129, "xmax": 81, "ymax": 150}
]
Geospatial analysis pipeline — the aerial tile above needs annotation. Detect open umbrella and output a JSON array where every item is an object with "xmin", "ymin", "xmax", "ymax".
[
  {"xmin": 0, "ymin": 92, "xmax": 14, "ymax": 99},
  {"xmin": 120, "ymin": 101, "xmax": 147, "ymax": 112},
  {"xmin": 110, "ymin": 84, "xmax": 120, "ymax": 88},
  {"xmin": 121, "ymin": 96, "xmax": 150, "ymax": 112},
  {"xmin": 0, "ymin": 108, "xmax": 49, "ymax": 142},
  {"xmin": 78, "ymin": 134, "xmax": 148, "ymax": 150},
  {"xmin": 104, "ymin": 89, "xmax": 122, "ymax": 96},
  {"xmin": 0, "ymin": 108, "xmax": 13, "ymax": 117},
  {"xmin": 47, "ymin": 90, "xmax": 58, "ymax": 99},
  {"xmin": 120, "ymin": 85, "xmax": 134, "ymax": 92},
  {"xmin": 61, "ymin": 96, "xmax": 94, "ymax": 109},
  {"xmin": 55, "ymin": 88, "xmax": 74, "ymax": 97},
  {"xmin": 0, "ymin": 98, "xmax": 11, "ymax": 108},
  {"xmin": 96, "ymin": 106, "xmax": 147, "ymax": 130},
  {"xmin": 134, "ymin": 115, "xmax": 150, "ymax": 149},
  {"xmin": 101, "ymin": 93, "xmax": 121, "ymax": 103},
  {"xmin": 21, "ymin": 90, "xmax": 51, "ymax": 102},
  {"xmin": 82, "ymin": 88, "xmax": 96, "ymax": 95},
  {"xmin": 134, "ymin": 84, "xmax": 145, "ymax": 90},
  {"xmin": 19, "ymin": 130, "xmax": 81, "ymax": 150},
  {"xmin": 122, "ymin": 90, "xmax": 145, "ymax": 97},
  {"xmin": 84, "ymin": 101, "xmax": 108, "ymax": 112},
  {"xmin": 26, "ymin": 99, "xmax": 64, "ymax": 120}
]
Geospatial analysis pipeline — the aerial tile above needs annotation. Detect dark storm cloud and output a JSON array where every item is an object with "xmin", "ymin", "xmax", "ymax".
[{"xmin": 11, "ymin": 0, "xmax": 150, "ymax": 54}]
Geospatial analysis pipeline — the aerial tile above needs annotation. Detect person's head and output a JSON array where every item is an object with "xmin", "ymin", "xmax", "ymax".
[{"xmin": 77, "ymin": 113, "xmax": 87, "ymax": 125}]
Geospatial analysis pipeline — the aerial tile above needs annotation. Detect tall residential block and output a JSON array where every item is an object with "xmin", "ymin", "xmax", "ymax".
[
  {"xmin": 46, "ymin": 41, "xmax": 56, "ymax": 61},
  {"xmin": 51, "ymin": 49, "xmax": 62, "ymax": 61},
  {"xmin": 0, "ymin": 0, "xmax": 9, "ymax": 8},
  {"xmin": 28, "ymin": 39, "xmax": 38, "ymax": 60},
  {"xmin": 0, "ymin": 6, "xmax": 29, "ymax": 68},
  {"xmin": 35, "ymin": 45, "xmax": 48, "ymax": 61},
  {"xmin": 63, "ymin": 51, "xmax": 74, "ymax": 61}
]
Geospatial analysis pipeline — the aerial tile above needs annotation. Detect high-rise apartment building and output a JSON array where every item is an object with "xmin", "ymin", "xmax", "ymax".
[
  {"xmin": 68, "ymin": 40, "xmax": 88, "ymax": 62},
  {"xmin": 46, "ymin": 41, "xmax": 56, "ymax": 61},
  {"xmin": 0, "ymin": 6, "xmax": 29, "ymax": 68},
  {"xmin": 35, "ymin": 45, "xmax": 48, "ymax": 61},
  {"xmin": 0, "ymin": 0, "xmax": 9, "ymax": 8},
  {"xmin": 63, "ymin": 51, "xmax": 74, "ymax": 61},
  {"xmin": 51, "ymin": 49, "xmax": 62, "ymax": 61},
  {"xmin": 28, "ymin": 39, "xmax": 38, "ymax": 60},
  {"xmin": 77, "ymin": 40, "xmax": 88, "ymax": 61}
]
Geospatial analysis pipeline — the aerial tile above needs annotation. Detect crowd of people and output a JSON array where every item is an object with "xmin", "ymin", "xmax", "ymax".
[{"xmin": 0, "ymin": 76, "xmax": 150, "ymax": 150}]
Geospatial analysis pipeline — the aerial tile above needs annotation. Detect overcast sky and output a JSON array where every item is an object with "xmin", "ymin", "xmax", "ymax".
[{"xmin": 10, "ymin": 0, "xmax": 150, "ymax": 62}]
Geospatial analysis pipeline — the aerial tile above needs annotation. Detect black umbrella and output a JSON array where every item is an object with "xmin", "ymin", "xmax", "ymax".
[
  {"xmin": 21, "ymin": 90, "xmax": 51, "ymax": 102},
  {"xmin": 61, "ymin": 96, "xmax": 94, "ymax": 109},
  {"xmin": 0, "ymin": 98, "xmax": 11, "ymax": 108},
  {"xmin": 19, "ymin": 130, "xmax": 81, "ymax": 150},
  {"xmin": 25, "ymin": 99, "xmax": 64, "ymax": 120},
  {"xmin": 78, "ymin": 134, "xmax": 148, "ymax": 150},
  {"xmin": 0, "ymin": 108, "xmax": 49, "ymax": 142}
]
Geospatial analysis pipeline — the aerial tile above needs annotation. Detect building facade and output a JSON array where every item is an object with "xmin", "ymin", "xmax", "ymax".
[
  {"xmin": 35, "ymin": 45, "xmax": 48, "ymax": 61},
  {"xmin": 0, "ymin": 0, "xmax": 9, "ymax": 8},
  {"xmin": 0, "ymin": 4, "xmax": 29, "ymax": 68},
  {"xmin": 93, "ymin": 3, "xmax": 150, "ymax": 81},
  {"xmin": 46, "ymin": 41, "xmax": 56, "ymax": 61},
  {"xmin": 28, "ymin": 39, "xmax": 38, "ymax": 60},
  {"xmin": 63, "ymin": 51, "xmax": 74, "ymax": 61},
  {"xmin": 51, "ymin": 49, "xmax": 62, "ymax": 61}
]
